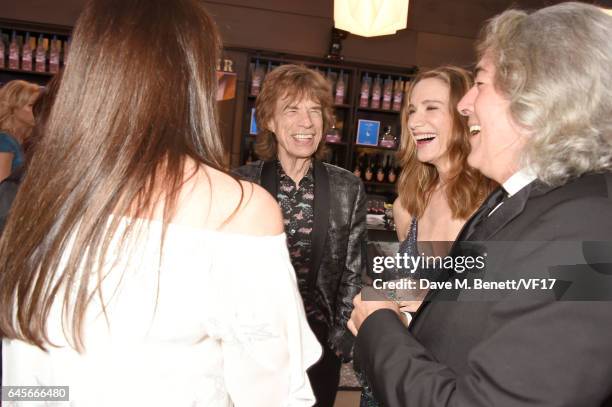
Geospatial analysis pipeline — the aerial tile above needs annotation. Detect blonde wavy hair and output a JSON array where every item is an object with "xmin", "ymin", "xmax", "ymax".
[
  {"xmin": 254, "ymin": 64, "xmax": 332, "ymax": 161},
  {"xmin": 477, "ymin": 2, "xmax": 612, "ymax": 186},
  {"xmin": 397, "ymin": 66, "xmax": 494, "ymax": 220},
  {"xmin": 0, "ymin": 80, "xmax": 40, "ymax": 138}
]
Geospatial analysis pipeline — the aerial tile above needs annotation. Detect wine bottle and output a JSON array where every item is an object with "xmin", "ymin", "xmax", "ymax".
[
  {"xmin": 49, "ymin": 35, "xmax": 60, "ymax": 73},
  {"xmin": 326, "ymin": 68, "xmax": 335, "ymax": 90},
  {"xmin": 383, "ymin": 155, "xmax": 391, "ymax": 182},
  {"xmin": 335, "ymin": 70, "xmax": 345, "ymax": 105},
  {"xmin": 0, "ymin": 31, "xmax": 5, "ymax": 69},
  {"xmin": 382, "ymin": 76, "xmax": 393, "ymax": 110},
  {"xmin": 8, "ymin": 31, "xmax": 19, "ymax": 70},
  {"xmin": 392, "ymin": 78, "xmax": 404, "ymax": 111},
  {"xmin": 359, "ymin": 73, "xmax": 370, "ymax": 108},
  {"xmin": 376, "ymin": 154, "xmax": 385, "ymax": 182},
  {"xmin": 250, "ymin": 59, "xmax": 264, "ymax": 96},
  {"xmin": 35, "ymin": 34, "xmax": 46, "ymax": 72},
  {"xmin": 21, "ymin": 33, "xmax": 33, "ymax": 71},
  {"xmin": 370, "ymin": 75, "xmax": 381, "ymax": 109},
  {"xmin": 364, "ymin": 154, "xmax": 374, "ymax": 182},
  {"xmin": 388, "ymin": 159, "xmax": 400, "ymax": 183},
  {"xmin": 353, "ymin": 154, "xmax": 363, "ymax": 179},
  {"xmin": 63, "ymin": 37, "xmax": 70, "ymax": 65}
]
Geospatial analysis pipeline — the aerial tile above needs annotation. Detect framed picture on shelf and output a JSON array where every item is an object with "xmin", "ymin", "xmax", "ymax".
[
  {"xmin": 356, "ymin": 119, "xmax": 380, "ymax": 146},
  {"xmin": 249, "ymin": 108, "xmax": 258, "ymax": 135}
]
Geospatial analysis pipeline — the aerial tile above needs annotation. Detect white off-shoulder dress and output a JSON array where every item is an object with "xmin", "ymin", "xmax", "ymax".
[{"xmin": 2, "ymin": 218, "xmax": 322, "ymax": 406}]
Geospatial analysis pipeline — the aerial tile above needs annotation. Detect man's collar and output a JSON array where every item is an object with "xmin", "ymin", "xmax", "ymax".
[{"xmin": 503, "ymin": 168, "xmax": 537, "ymax": 197}]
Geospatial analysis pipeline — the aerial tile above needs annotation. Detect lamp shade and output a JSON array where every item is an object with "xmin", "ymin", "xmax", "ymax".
[{"xmin": 334, "ymin": 0, "xmax": 409, "ymax": 37}]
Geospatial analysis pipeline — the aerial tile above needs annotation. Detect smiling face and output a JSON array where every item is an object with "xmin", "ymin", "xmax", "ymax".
[
  {"xmin": 268, "ymin": 95, "xmax": 323, "ymax": 162},
  {"xmin": 457, "ymin": 53, "xmax": 526, "ymax": 184},
  {"xmin": 407, "ymin": 77, "xmax": 453, "ymax": 170}
]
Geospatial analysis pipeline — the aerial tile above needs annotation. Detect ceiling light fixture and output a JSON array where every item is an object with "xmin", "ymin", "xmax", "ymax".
[{"xmin": 334, "ymin": 0, "xmax": 409, "ymax": 38}]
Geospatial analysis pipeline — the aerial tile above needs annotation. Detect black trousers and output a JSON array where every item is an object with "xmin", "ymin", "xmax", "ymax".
[{"xmin": 307, "ymin": 318, "xmax": 342, "ymax": 407}]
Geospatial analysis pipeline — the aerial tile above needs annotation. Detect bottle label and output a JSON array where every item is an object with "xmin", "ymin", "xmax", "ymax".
[
  {"xmin": 22, "ymin": 52, "xmax": 33, "ymax": 71},
  {"xmin": 335, "ymin": 85, "xmax": 345, "ymax": 105},
  {"xmin": 49, "ymin": 54, "xmax": 60, "ymax": 73},
  {"xmin": 36, "ymin": 50, "xmax": 46, "ymax": 72},
  {"xmin": 9, "ymin": 45, "xmax": 19, "ymax": 69},
  {"xmin": 370, "ymin": 88, "xmax": 381, "ymax": 109}
]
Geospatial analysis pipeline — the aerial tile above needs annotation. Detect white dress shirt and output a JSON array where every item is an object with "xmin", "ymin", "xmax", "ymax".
[{"xmin": 489, "ymin": 168, "xmax": 538, "ymax": 215}]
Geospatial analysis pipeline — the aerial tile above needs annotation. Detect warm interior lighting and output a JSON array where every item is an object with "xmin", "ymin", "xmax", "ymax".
[
  {"xmin": 334, "ymin": 0, "xmax": 409, "ymax": 38},
  {"xmin": 603, "ymin": 8, "xmax": 612, "ymax": 16}
]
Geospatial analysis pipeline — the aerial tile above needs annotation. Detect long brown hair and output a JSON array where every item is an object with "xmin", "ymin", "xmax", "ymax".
[
  {"xmin": 0, "ymin": 0, "xmax": 233, "ymax": 351},
  {"xmin": 397, "ymin": 66, "xmax": 494, "ymax": 219}
]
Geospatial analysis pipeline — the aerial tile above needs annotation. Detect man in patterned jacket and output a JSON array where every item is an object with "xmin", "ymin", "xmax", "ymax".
[{"xmin": 236, "ymin": 64, "xmax": 367, "ymax": 407}]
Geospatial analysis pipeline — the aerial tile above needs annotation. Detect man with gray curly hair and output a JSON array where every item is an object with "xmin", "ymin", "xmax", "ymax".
[{"xmin": 350, "ymin": 3, "xmax": 612, "ymax": 406}]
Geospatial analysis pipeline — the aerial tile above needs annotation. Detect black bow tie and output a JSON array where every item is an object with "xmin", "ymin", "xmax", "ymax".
[{"xmin": 458, "ymin": 187, "xmax": 507, "ymax": 241}]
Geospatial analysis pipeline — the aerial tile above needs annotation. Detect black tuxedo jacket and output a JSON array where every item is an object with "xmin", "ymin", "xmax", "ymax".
[
  {"xmin": 236, "ymin": 160, "xmax": 367, "ymax": 359},
  {"xmin": 357, "ymin": 172, "xmax": 612, "ymax": 406}
]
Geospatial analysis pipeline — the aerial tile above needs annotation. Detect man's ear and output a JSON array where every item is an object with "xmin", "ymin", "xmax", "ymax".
[{"xmin": 266, "ymin": 119, "xmax": 276, "ymax": 135}]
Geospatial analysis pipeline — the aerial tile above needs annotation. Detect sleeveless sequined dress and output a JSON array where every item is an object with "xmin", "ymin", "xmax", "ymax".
[{"xmin": 358, "ymin": 218, "xmax": 419, "ymax": 407}]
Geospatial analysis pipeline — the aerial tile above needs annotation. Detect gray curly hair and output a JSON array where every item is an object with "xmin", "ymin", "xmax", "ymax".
[{"xmin": 477, "ymin": 2, "xmax": 612, "ymax": 186}]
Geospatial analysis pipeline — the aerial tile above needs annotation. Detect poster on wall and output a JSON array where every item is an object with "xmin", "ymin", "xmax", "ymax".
[{"xmin": 356, "ymin": 119, "xmax": 380, "ymax": 146}]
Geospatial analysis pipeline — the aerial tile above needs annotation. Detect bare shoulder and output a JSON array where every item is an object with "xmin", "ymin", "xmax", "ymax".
[
  {"xmin": 230, "ymin": 180, "xmax": 284, "ymax": 236},
  {"xmin": 393, "ymin": 197, "xmax": 412, "ymax": 241},
  {"xmin": 177, "ymin": 164, "xmax": 283, "ymax": 236}
]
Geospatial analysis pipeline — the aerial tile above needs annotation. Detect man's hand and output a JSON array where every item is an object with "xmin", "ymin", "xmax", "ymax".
[
  {"xmin": 348, "ymin": 287, "xmax": 402, "ymax": 336},
  {"xmin": 398, "ymin": 300, "xmax": 423, "ymax": 313}
]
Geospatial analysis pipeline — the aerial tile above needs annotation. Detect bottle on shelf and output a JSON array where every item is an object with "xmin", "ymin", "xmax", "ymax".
[
  {"xmin": 49, "ymin": 35, "xmax": 60, "ymax": 73},
  {"xmin": 364, "ymin": 154, "xmax": 375, "ymax": 182},
  {"xmin": 325, "ymin": 117, "xmax": 342, "ymax": 144},
  {"xmin": 382, "ymin": 155, "xmax": 392, "ymax": 182},
  {"xmin": 21, "ymin": 33, "xmax": 33, "ymax": 71},
  {"xmin": 334, "ymin": 70, "xmax": 346, "ymax": 105},
  {"xmin": 388, "ymin": 159, "xmax": 400, "ymax": 183},
  {"xmin": 376, "ymin": 154, "xmax": 386, "ymax": 182},
  {"xmin": 353, "ymin": 153, "xmax": 364, "ymax": 179},
  {"xmin": 359, "ymin": 73, "xmax": 370, "ymax": 108},
  {"xmin": 8, "ymin": 31, "xmax": 19, "ymax": 70},
  {"xmin": 266, "ymin": 61, "xmax": 274, "ymax": 80},
  {"xmin": 393, "ymin": 78, "xmax": 404, "ymax": 111},
  {"xmin": 0, "ymin": 31, "xmax": 5, "ymax": 69},
  {"xmin": 379, "ymin": 125, "xmax": 397, "ymax": 149},
  {"xmin": 250, "ymin": 59, "xmax": 264, "ymax": 96},
  {"xmin": 63, "ymin": 37, "xmax": 70, "ymax": 65},
  {"xmin": 325, "ymin": 68, "xmax": 335, "ymax": 90},
  {"xmin": 370, "ymin": 75, "xmax": 381, "ymax": 109},
  {"xmin": 382, "ymin": 76, "xmax": 393, "ymax": 110},
  {"xmin": 35, "ymin": 34, "xmax": 47, "ymax": 73}
]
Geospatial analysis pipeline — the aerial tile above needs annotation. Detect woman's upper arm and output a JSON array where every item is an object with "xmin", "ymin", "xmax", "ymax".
[
  {"xmin": 0, "ymin": 152, "xmax": 15, "ymax": 182},
  {"xmin": 226, "ymin": 181, "xmax": 284, "ymax": 236}
]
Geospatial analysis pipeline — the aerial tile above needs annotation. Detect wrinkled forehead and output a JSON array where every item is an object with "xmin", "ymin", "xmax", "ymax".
[
  {"xmin": 277, "ymin": 87, "xmax": 322, "ymax": 109},
  {"xmin": 474, "ymin": 51, "xmax": 496, "ymax": 77}
]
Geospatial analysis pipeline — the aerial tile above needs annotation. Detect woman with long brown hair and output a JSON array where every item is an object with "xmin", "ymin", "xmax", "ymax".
[
  {"xmin": 358, "ymin": 66, "xmax": 494, "ymax": 407},
  {"xmin": 0, "ymin": 0, "xmax": 320, "ymax": 405}
]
